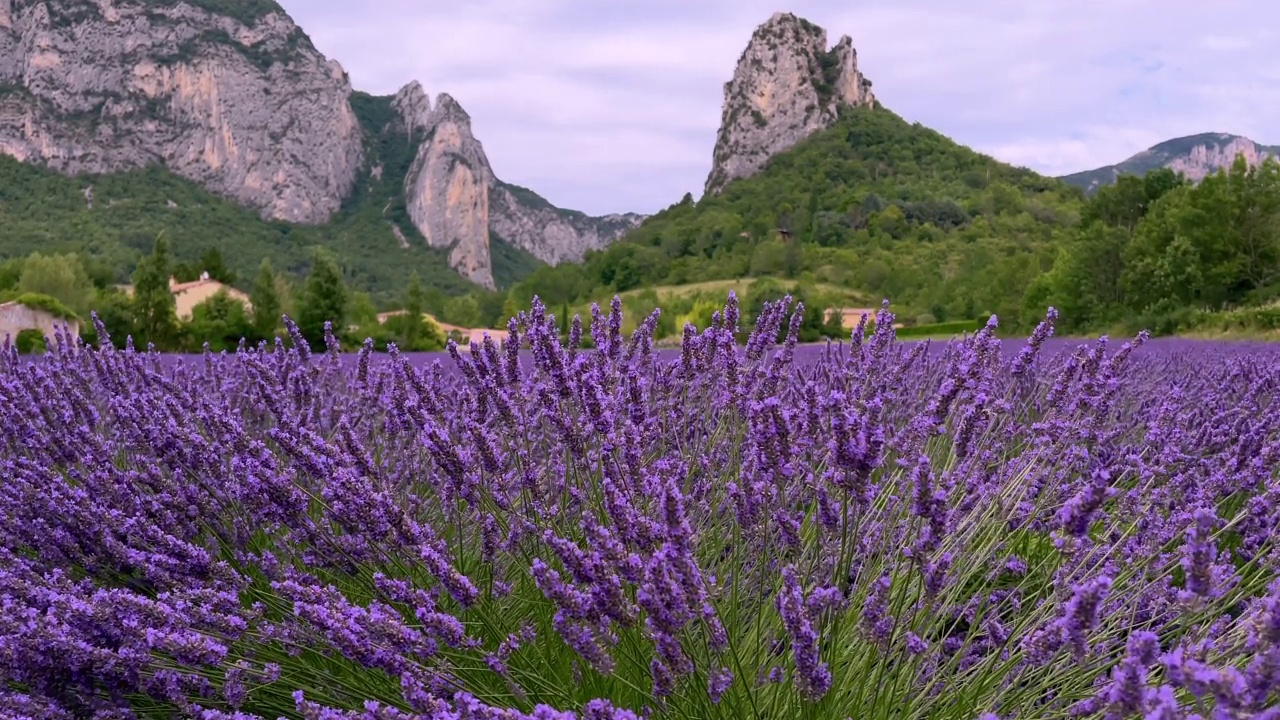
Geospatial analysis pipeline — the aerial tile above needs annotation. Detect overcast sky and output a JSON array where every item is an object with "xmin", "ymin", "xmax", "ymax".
[{"xmin": 283, "ymin": 0, "xmax": 1278, "ymax": 217}]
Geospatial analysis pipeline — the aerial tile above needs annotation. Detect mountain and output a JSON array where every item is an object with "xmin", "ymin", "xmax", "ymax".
[
  {"xmin": 704, "ymin": 12, "xmax": 875, "ymax": 196},
  {"xmin": 514, "ymin": 102, "xmax": 1081, "ymax": 334},
  {"xmin": 495, "ymin": 13, "xmax": 1089, "ymax": 333},
  {"xmin": 0, "ymin": 0, "xmax": 642, "ymax": 290},
  {"xmin": 390, "ymin": 81, "xmax": 645, "ymax": 288},
  {"xmin": 1060, "ymin": 133, "xmax": 1280, "ymax": 194},
  {"xmin": 0, "ymin": 0, "xmax": 363, "ymax": 223}
]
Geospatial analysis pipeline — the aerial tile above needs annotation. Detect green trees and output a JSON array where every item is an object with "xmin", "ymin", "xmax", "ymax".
[
  {"xmin": 1034, "ymin": 156, "xmax": 1280, "ymax": 333},
  {"xmin": 383, "ymin": 272, "xmax": 444, "ymax": 351},
  {"xmin": 199, "ymin": 247, "xmax": 236, "ymax": 284},
  {"xmin": 441, "ymin": 295, "xmax": 481, "ymax": 328},
  {"xmin": 131, "ymin": 235, "xmax": 179, "ymax": 347},
  {"xmin": 494, "ymin": 105, "xmax": 1082, "ymax": 333},
  {"xmin": 189, "ymin": 289, "xmax": 253, "ymax": 352},
  {"xmin": 16, "ymin": 252, "xmax": 95, "ymax": 318},
  {"xmin": 250, "ymin": 258, "xmax": 282, "ymax": 341},
  {"xmin": 297, "ymin": 250, "xmax": 348, "ymax": 345}
]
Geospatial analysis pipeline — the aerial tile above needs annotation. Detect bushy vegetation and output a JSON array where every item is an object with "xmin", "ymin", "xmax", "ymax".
[
  {"xmin": 1030, "ymin": 158, "xmax": 1280, "ymax": 335},
  {"xmin": 4, "ymin": 98, "xmax": 1278, "ymax": 343},
  {"xmin": 2, "ymin": 292, "xmax": 78, "ymax": 322},
  {"xmin": 0, "ymin": 108, "xmax": 490, "ymax": 308},
  {"xmin": 0, "ymin": 236, "xmax": 447, "ymax": 353},
  {"xmin": 506, "ymin": 107, "xmax": 1280, "ymax": 340},
  {"xmin": 505, "ymin": 106, "xmax": 1082, "ymax": 335},
  {"xmin": 144, "ymin": 0, "xmax": 285, "ymax": 25}
]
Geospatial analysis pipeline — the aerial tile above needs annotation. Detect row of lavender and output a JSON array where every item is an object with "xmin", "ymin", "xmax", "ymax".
[{"xmin": 1, "ymin": 296, "xmax": 1277, "ymax": 719}]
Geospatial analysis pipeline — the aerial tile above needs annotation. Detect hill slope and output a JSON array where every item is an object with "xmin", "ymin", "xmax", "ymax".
[
  {"xmin": 512, "ymin": 105, "xmax": 1084, "ymax": 331},
  {"xmin": 1060, "ymin": 133, "xmax": 1280, "ymax": 194}
]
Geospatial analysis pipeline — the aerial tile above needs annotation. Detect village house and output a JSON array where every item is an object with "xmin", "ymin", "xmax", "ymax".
[
  {"xmin": 466, "ymin": 327, "xmax": 510, "ymax": 347},
  {"xmin": 0, "ymin": 299, "xmax": 80, "ymax": 349},
  {"xmin": 168, "ymin": 274, "xmax": 252, "ymax": 320},
  {"xmin": 824, "ymin": 307, "xmax": 905, "ymax": 330},
  {"xmin": 117, "ymin": 272, "xmax": 252, "ymax": 321}
]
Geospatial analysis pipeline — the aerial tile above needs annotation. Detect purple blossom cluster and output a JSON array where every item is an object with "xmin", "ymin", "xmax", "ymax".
[{"xmin": 1, "ymin": 297, "xmax": 1278, "ymax": 719}]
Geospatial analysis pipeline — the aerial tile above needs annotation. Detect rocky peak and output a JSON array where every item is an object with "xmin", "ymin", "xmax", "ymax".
[
  {"xmin": 391, "ymin": 80, "xmax": 432, "ymax": 134},
  {"xmin": 402, "ymin": 89, "xmax": 496, "ymax": 288},
  {"xmin": 1162, "ymin": 135, "xmax": 1276, "ymax": 182},
  {"xmin": 0, "ymin": 2, "xmax": 643, "ymax": 290},
  {"xmin": 704, "ymin": 12, "xmax": 875, "ymax": 195},
  {"xmin": 399, "ymin": 89, "xmax": 645, "ymax": 289},
  {"xmin": 0, "ymin": 0, "xmax": 363, "ymax": 223}
]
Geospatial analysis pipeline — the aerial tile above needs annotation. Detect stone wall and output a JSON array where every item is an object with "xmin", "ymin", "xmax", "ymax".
[{"xmin": 0, "ymin": 302, "xmax": 80, "ymax": 348}]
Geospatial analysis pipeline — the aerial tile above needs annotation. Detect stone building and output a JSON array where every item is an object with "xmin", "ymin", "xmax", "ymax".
[
  {"xmin": 168, "ymin": 274, "xmax": 252, "ymax": 321},
  {"xmin": 116, "ymin": 272, "xmax": 253, "ymax": 321},
  {"xmin": 0, "ymin": 301, "xmax": 80, "ymax": 349}
]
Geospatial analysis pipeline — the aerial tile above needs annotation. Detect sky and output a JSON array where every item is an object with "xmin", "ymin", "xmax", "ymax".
[{"xmin": 283, "ymin": 0, "xmax": 1279, "ymax": 217}]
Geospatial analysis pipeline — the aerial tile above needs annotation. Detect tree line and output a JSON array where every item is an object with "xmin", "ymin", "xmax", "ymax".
[{"xmin": 1, "ymin": 237, "xmax": 452, "ymax": 353}]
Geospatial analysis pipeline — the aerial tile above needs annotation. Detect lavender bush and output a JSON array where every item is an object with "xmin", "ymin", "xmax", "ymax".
[{"xmin": 1, "ymin": 295, "xmax": 1278, "ymax": 720}]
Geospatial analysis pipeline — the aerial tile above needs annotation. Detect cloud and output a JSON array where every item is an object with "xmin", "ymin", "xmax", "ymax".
[{"xmin": 282, "ymin": 0, "xmax": 1280, "ymax": 215}]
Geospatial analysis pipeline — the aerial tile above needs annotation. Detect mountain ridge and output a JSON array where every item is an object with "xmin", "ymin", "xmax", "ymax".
[
  {"xmin": 0, "ymin": 0, "xmax": 642, "ymax": 289},
  {"xmin": 1060, "ymin": 132, "xmax": 1280, "ymax": 193}
]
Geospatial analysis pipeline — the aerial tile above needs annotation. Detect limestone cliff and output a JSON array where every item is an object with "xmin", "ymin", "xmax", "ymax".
[
  {"xmin": 396, "ymin": 81, "xmax": 645, "ymax": 289},
  {"xmin": 401, "ymin": 87, "xmax": 496, "ymax": 288},
  {"xmin": 704, "ymin": 12, "xmax": 875, "ymax": 196},
  {"xmin": 1061, "ymin": 133, "xmax": 1280, "ymax": 194},
  {"xmin": 0, "ymin": 0, "xmax": 363, "ymax": 223},
  {"xmin": 0, "ymin": 2, "xmax": 641, "ymax": 289},
  {"xmin": 489, "ymin": 182, "xmax": 644, "ymax": 266}
]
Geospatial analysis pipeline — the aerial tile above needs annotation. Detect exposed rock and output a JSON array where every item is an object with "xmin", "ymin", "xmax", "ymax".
[
  {"xmin": 390, "ymin": 224, "xmax": 409, "ymax": 249},
  {"xmin": 489, "ymin": 182, "xmax": 644, "ymax": 264},
  {"xmin": 403, "ymin": 92, "xmax": 496, "ymax": 288},
  {"xmin": 0, "ymin": 0, "xmax": 363, "ymax": 223},
  {"xmin": 0, "ymin": 3, "xmax": 643, "ymax": 289},
  {"xmin": 391, "ymin": 80, "xmax": 433, "ymax": 135},
  {"xmin": 399, "ymin": 86, "xmax": 646, "ymax": 286},
  {"xmin": 1061, "ymin": 133, "xmax": 1280, "ymax": 194},
  {"xmin": 705, "ymin": 12, "xmax": 875, "ymax": 195}
]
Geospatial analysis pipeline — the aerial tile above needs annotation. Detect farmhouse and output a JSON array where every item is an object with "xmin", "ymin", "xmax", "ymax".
[
  {"xmin": 824, "ymin": 307, "xmax": 880, "ymax": 330},
  {"xmin": 0, "ymin": 299, "xmax": 80, "ymax": 348},
  {"xmin": 168, "ymin": 274, "xmax": 252, "ymax": 320},
  {"xmin": 116, "ymin": 273, "xmax": 253, "ymax": 320},
  {"xmin": 823, "ymin": 307, "xmax": 906, "ymax": 331}
]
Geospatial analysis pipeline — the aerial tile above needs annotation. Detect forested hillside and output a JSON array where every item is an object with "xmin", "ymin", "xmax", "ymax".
[
  {"xmin": 5, "ymin": 103, "xmax": 1278, "ymax": 350},
  {"xmin": 506, "ymin": 106, "xmax": 1085, "ymax": 334},
  {"xmin": 1031, "ymin": 157, "xmax": 1280, "ymax": 334}
]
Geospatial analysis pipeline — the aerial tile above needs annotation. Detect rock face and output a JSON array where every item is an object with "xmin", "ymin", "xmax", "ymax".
[
  {"xmin": 0, "ymin": 2, "xmax": 642, "ymax": 287},
  {"xmin": 402, "ymin": 89, "xmax": 496, "ymax": 288},
  {"xmin": 704, "ymin": 12, "xmax": 875, "ymax": 196},
  {"xmin": 397, "ymin": 82, "xmax": 644, "ymax": 289},
  {"xmin": 0, "ymin": 0, "xmax": 364, "ymax": 223},
  {"xmin": 1061, "ymin": 133, "xmax": 1280, "ymax": 194},
  {"xmin": 489, "ymin": 183, "xmax": 645, "ymax": 266}
]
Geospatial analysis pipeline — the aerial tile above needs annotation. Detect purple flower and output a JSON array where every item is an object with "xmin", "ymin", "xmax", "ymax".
[{"xmin": 776, "ymin": 566, "xmax": 833, "ymax": 701}]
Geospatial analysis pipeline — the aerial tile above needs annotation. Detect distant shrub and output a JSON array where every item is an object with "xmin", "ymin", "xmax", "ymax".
[
  {"xmin": 11, "ymin": 292, "xmax": 78, "ymax": 321},
  {"xmin": 14, "ymin": 328, "xmax": 45, "ymax": 354},
  {"xmin": 895, "ymin": 319, "xmax": 986, "ymax": 338}
]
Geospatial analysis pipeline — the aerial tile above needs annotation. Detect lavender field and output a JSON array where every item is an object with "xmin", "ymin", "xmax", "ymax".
[{"xmin": 2, "ymin": 296, "xmax": 1278, "ymax": 720}]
